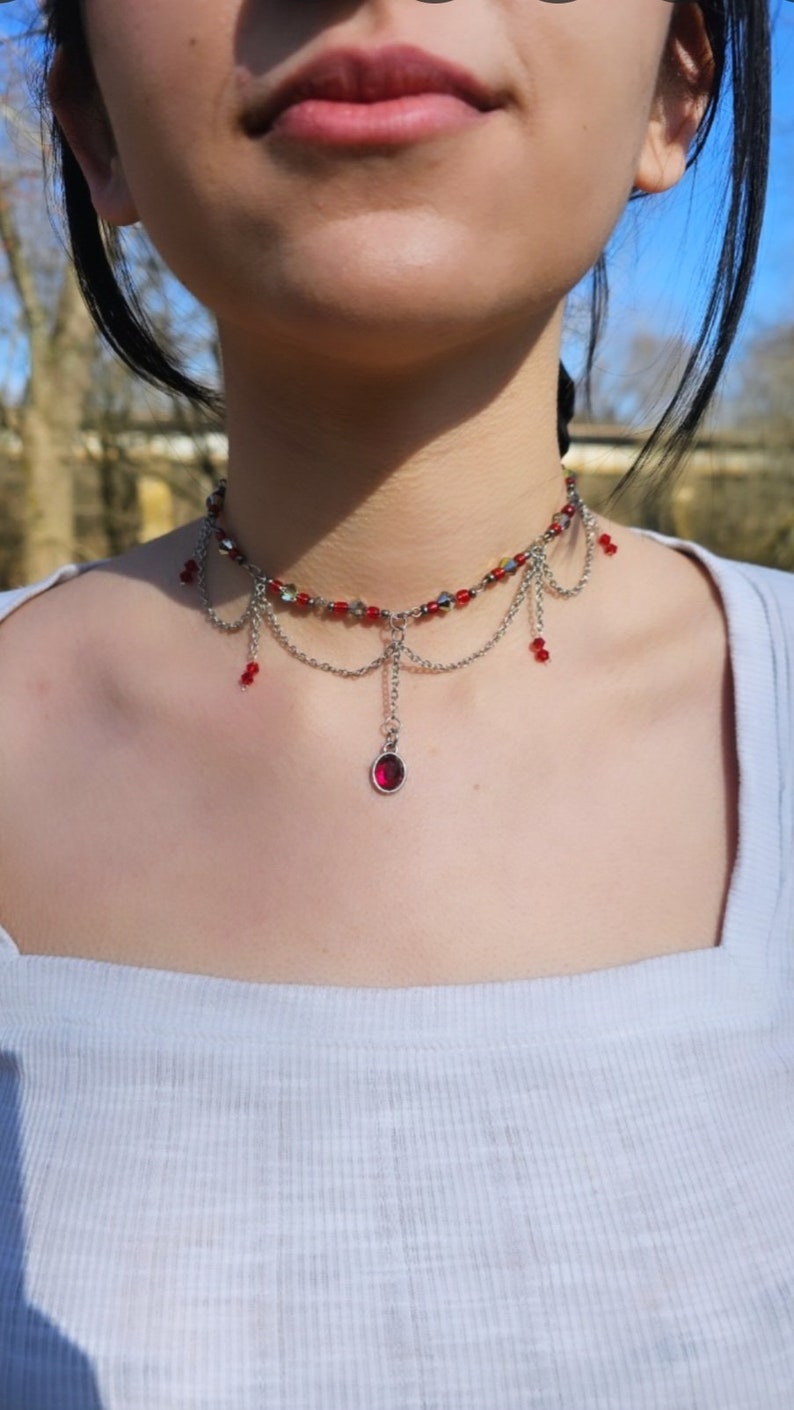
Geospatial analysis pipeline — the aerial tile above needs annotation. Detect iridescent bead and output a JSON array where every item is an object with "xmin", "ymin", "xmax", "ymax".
[
  {"xmin": 348, "ymin": 600, "xmax": 367, "ymax": 617},
  {"xmin": 436, "ymin": 592, "xmax": 454, "ymax": 612},
  {"xmin": 500, "ymin": 557, "xmax": 518, "ymax": 573},
  {"xmin": 279, "ymin": 583, "xmax": 298, "ymax": 603},
  {"xmin": 218, "ymin": 538, "xmax": 236, "ymax": 555}
]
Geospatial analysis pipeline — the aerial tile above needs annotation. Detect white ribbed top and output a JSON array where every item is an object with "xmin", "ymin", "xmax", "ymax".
[{"xmin": 1, "ymin": 527, "xmax": 793, "ymax": 1410}]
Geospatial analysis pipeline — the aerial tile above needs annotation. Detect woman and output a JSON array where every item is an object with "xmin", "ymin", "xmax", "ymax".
[{"xmin": 1, "ymin": 0, "xmax": 792, "ymax": 1405}]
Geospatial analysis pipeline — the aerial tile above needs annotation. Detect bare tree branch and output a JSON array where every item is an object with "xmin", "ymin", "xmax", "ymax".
[{"xmin": 0, "ymin": 181, "xmax": 46, "ymax": 350}]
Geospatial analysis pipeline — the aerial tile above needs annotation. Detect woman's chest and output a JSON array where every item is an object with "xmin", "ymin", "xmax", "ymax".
[{"xmin": 0, "ymin": 655, "xmax": 738, "ymax": 985}]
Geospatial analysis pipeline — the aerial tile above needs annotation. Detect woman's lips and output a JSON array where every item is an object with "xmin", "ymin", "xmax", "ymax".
[{"xmin": 266, "ymin": 92, "xmax": 494, "ymax": 146}]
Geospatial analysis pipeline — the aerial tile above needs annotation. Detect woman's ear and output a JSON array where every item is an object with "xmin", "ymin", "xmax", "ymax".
[
  {"xmin": 633, "ymin": 2, "xmax": 715, "ymax": 195},
  {"xmin": 47, "ymin": 46, "xmax": 140, "ymax": 227}
]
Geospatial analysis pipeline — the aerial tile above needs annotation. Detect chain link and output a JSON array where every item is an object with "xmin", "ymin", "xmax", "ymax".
[
  {"xmin": 196, "ymin": 517, "xmax": 254, "ymax": 634},
  {"xmin": 192, "ymin": 480, "xmax": 605, "ymax": 789},
  {"xmin": 261, "ymin": 597, "xmax": 390, "ymax": 678},
  {"xmin": 399, "ymin": 556, "xmax": 537, "ymax": 673},
  {"xmin": 195, "ymin": 505, "xmax": 598, "ymax": 679}
]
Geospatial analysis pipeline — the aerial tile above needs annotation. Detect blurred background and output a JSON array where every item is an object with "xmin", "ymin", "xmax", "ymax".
[{"xmin": 0, "ymin": 0, "xmax": 792, "ymax": 588}]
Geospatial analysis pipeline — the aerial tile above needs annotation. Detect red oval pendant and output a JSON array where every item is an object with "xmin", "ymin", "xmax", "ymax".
[{"xmin": 371, "ymin": 751, "xmax": 407, "ymax": 794}]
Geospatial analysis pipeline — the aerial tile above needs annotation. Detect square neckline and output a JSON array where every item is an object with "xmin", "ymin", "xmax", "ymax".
[{"xmin": 0, "ymin": 529, "xmax": 786, "ymax": 1031}]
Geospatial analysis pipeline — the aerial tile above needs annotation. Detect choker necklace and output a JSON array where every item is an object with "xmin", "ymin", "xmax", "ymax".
[{"xmin": 179, "ymin": 466, "xmax": 618, "ymax": 794}]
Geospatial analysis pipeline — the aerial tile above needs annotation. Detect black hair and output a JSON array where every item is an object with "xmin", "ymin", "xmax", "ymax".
[{"xmin": 38, "ymin": 1, "xmax": 771, "ymax": 498}]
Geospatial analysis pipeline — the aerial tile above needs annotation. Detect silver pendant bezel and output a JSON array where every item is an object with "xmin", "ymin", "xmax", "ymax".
[{"xmin": 371, "ymin": 750, "xmax": 408, "ymax": 795}]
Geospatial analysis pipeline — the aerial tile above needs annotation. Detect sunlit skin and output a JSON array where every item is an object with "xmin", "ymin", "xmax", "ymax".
[
  {"xmin": 0, "ymin": 0, "xmax": 744, "ymax": 989},
  {"xmin": 49, "ymin": 1, "xmax": 713, "ymax": 675}
]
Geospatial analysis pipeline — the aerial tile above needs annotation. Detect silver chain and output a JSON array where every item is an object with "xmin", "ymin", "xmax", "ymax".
[
  {"xmin": 192, "ymin": 486, "xmax": 603, "ymax": 793},
  {"xmin": 195, "ymin": 505, "xmax": 598, "ymax": 675}
]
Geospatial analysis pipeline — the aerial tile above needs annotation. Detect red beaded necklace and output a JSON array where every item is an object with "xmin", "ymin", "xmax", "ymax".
[{"xmin": 179, "ymin": 466, "xmax": 618, "ymax": 793}]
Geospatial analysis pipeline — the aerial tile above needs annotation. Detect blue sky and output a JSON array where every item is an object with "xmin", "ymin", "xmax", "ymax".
[
  {"xmin": 737, "ymin": 0, "xmax": 794, "ymax": 326},
  {"xmin": 561, "ymin": 1, "xmax": 794, "ymax": 404}
]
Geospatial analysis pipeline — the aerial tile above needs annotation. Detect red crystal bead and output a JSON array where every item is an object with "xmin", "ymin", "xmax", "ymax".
[
  {"xmin": 296, "ymin": 593, "xmax": 312, "ymax": 607},
  {"xmin": 456, "ymin": 589, "xmax": 472, "ymax": 606},
  {"xmin": 372, "ymin": 751, "xmax": 407, "ymax": 794},
  {"xmin": 267, "ymin": 579, "xmax": 284, "ymax": 596},
  {"xmin": 550, "ymin": 523, "xmax": 563, "ymax": 535},
  {"xmin": 365, "ymin": 605, "xmax": 381, "ymax": 619},
  {"xmin": 606, "ymin": 543, "xmax": 618, "ymax": 555},
  {"xmin": 561, "ymin": 504, "xmax": 576, "ymax": 517},
  {"xmin": 332, "ymin": 601, "xmax": 349, "ymax": 615},
  {"xmin": 598, "ymin": 533, "xmax": 612, "ymax": 546},
  {"xmin": 427, "ymin": 601, "xmax": 440, "ymax": 614},
  {"xmin": 515, "ymin": 552, "xmax": 528, "ymax": 566},
  {"xmin": 536, "ymin": 649, "xmax": 550, "ymax": 662},
  {"xmin": 530, "ymin": 636, "xmax": 545, "ymax": 650},
  {"xmin": 492, "ymin": 566, "xmax": 506, "ymax": 580},
  {"xmin": 247, "ymin": 662, "xmax": 260, "ymax": 675}
]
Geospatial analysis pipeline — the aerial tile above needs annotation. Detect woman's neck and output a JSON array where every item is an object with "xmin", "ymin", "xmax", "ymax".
[{"xmin": 211, "ymin": 311, "xmax": 582, "ymax": 655}]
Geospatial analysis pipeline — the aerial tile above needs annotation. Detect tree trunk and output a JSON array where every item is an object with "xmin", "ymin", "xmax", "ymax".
[
  {"xmin": 19, "ymin": 270, "xmax": 96, "ymax": 583},
  {"xmin": 20, "ymin": 400, "xmax": 77, "ymax": 581}
]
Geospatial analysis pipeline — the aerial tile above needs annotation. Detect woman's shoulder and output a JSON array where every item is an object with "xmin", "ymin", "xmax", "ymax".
[
  {"xmin": 633, "ymin": 526, "xmax": 794, "ymax": 640},
  {"xmin": 0, "ymin": 533, "xmax": 195, "ymax": 776},
  {"xmin": 705, "ymin": 543, "xmax": 794, "ymax": 655},
  {"xmin": 0, "ymin": 562, "xmax": 112, "ymax": 738},
  {"xmin": 0, "ymin": 525, "xmax": 197, "ymax": 654},
  {"xmin": 626, "ymin": 527, "xmax": 794, "ymax": 787},
  {"xmin": 708, "ymin": 547, "xmax": 794, "ymax": 675},
  {"xmin": 711, "ymin": 543, "xmax": 794, "ymax": 603},
  {"xmin": 0, "ymin": 558, "xmax": 128, "ymax": 743},
  {"xmin": 0, "ymin": 560, "xmax": 103, "ymax": 623}
]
